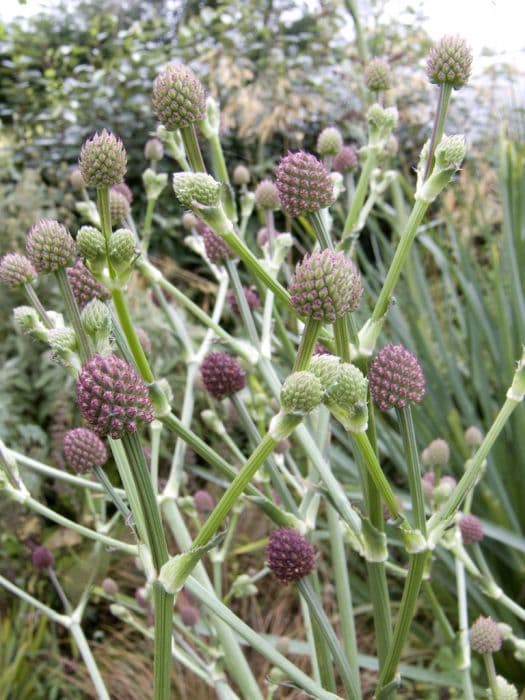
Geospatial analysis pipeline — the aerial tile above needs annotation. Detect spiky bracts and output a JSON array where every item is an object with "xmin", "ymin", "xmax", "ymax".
[
  {"xmin": 66, "ymin": 260, "xmax": 110, "ymax": 309},
  {"xmin": 333, "ymin": 146, "xmax": 358, "ymax": 174},
  {"xmin": 152, "ymin": 63, "xmax": 206, "ymax": 131},
  {"xmin": 275, "ymin": 151, "xmax": 334, "ymax": 218},
  {"xmin": 365, "ymin": 58, "xmax": 392, "ymax": 91},
  {"xmin": 266, "ymin": 528, "xmax": 315, "ymax": 583},
  {"xmin": 459, "ymin": 513, "xmax": 484, "ymax": 544},
  {"xmin": 289, "ymin": 249, "xmax": 363, "ymax": 323},
  {"xmin": 0, "ymin": 253, "xmax": 37, "ymax": 288},
  {"xmin": 172, "ymin": 172, "xmax": 221, "ymax": 208},
  {"xmin": 369, "ymin": 344, "xmax": 425, "ymax": 411},
  {"xmin": 63, "ymin": 427, "xmax": 108, "ymax": 474},
  {"xmin": 426, "ymin": 35, "xmax": 473, "ymax": 89},
  {"xmin": 76, "ymin": 353, "xmax": 154, "ymax": 439},
  {"xmin": 79, "ymin": 130, "xmax": 127, "ymax": 188},
  {"xmin": 280, "ymin": 371, "xmax": 323, "ymax": 415},
  {"xmin": 470, "ymin": 616, "xmax": 502, "ymax": 654},
  {"xmin": 26, "ymin": 219, "xmax": 77, "ymax": 273},
  {"xmin": 201, "ymin": 351, "xmax": 246, "ymax": 400}
]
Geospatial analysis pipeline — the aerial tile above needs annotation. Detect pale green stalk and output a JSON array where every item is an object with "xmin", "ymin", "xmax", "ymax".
[
  {"xmin": 0, "ymin": 573, "xmax": 69, "ymax": 626},
  {"xmin": 150, "ymin": 419, "xmax": 162, "ymax": 495},
  {"xmin": 24, "ymin": 283, "xmax": 53, "ymax": 328},
  {"xmin": 225, "ymin": 258, "xmax": 260, "ymax": 347},
  {"xmin": 180, "ymin": 123, "xmax": 206, "ymax": 172},
  {"xmin": 93, "ymin": 464, "xmax": 134, "ymax": 529},
  {"xmin": 308, "ymin": 209, "xmax": 333, "ymax": 249},
  {"xmin": 423, "ymin": 84, "xmax": 453, "ymax": 181},
  {"xmin": 455, "ymin": 556, "xmax": 475, "ymax": 700},
  {"xmin": 293, "ymin": 317, "xmax": 322, "ymax": 371},
  {"xmin": 141, "ymin": 198, "xmax": 157, "ymax": 252},
  {"xmin": 342, "ymin": 149, "xmax": 377, "ymax": 239},
  {"xmin": 483, "ymin": 654, "xmax": 500, "ymax": 699},
  {"xmin": 55, "ymin": 266, "xmax": 92, "ymax": 362}
]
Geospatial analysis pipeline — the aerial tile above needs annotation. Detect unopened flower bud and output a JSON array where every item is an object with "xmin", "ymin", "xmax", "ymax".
[
  {"xmin": 426, "ymin": 35, "xmax": 473, "ymax": 90},
  {"xmin": 181, "ymin": 212, "xmax": 199, "ymax": 230},
  {"xmin": 365, "ymin": 58, "xmax": 392, "ymax": 91},
  {"xmin": 102, "ymin": 577, "xmax": 119, "ymax": 596},
  {"xmin": 179, "ymin": 604, "xmax": 200, "ymax": 626},
  {"xmin": 31, "ymin": 546, "xmax": 54, "ymax": 569},
  {"xmin": 201, "ymin": 351, "xmax": 246, "ymax": 400},
  {"xmin": 109, "ymin": 188, "xmax": 131, "ymax": 225},
  {"xmin": 267, "ymin": 528, "xmax": 315, "ymax": 583},
  {"xmin": 233, "ymin": 164, "xmax": 250, "ymax": 185},
  {"xmin": 459, "ymin": 513, "xmax": 484, "ymax": 544},
  {"xmin": 144, "ymin": 137, "xmax": 164, "ymax": 161},
  {"xmin": 465, "ymin": 425, "xmax": 483, "ymax": 447},
  {"xmin": 47, "ymin": 328, "xmax": 76, "ymax": 353},
  {"xmin": 421, "ymin": 438, "xmax": 449, "ymax": 467},
  {"xmin": 81, "ymin": 299, "xmax": 111, "ymax": 336},
  {"xmin": 63, "ymin": 427, "xmax": 108, "ymax": 473},
  {"xmin": 489, "ymin": 676, "xmax": 518, "ymax": 700},
  {"xmin": 316, "ymin": 127, "xmax": 343, "ymax": 158},
  {"xmin": 470, "ymin": 616, "xmax": 502, "ymax": 654},
  {"xmin": 280, "ymin": 371, "xmax": 323, "ymax": 415},
  {"xmin": 193, "ymin": 490, "xmax": 215, "ymax": 513},
  {"xmin": 173, "ymin": 172, "xmax": 221, "ymax": 208},
  {"xmin": 109, "ymin": 229, "xmax": 136, "ymax": 270},
  {"xmin": 13, "ymin": 305, "xmax": 40, "ymax": 332},
  {"xmin": 333, "ymin": 146, "xmax": 358, "ymax": 174},
  {"xmin": 26, "ymin": 219, "xmax": 77, "ymax": 273},
  {"xmin": 69, "ymin": 168, "xmax": 85, "ymax": 190},
  {"xmin": 152, "ymin": 63, "xmax": 206, "ymax": 131},
  {"xmin": 79, "ymin": 130, "xmax": 127, "ymax": 188},
  {"xmin": 76, "ymin": 226, "xmax": 106, "ymax": 263},
  {"xmin": 0, "ymin": 253, "xmax": 37, "ymax": 288},
  {"xmin": 275, "ymin": 151, "xmax": 334, "ymax": 218},
  {"xmin": 435, "ymin": 135, "xmax": 466, "ymax": 171},
  {"xmin": 369, "ymin": 344, "xmax": 425, "ymax": 412},
  {"xmin": 255, "ymin": 179, "xmax": 280, "ymax": 210}
]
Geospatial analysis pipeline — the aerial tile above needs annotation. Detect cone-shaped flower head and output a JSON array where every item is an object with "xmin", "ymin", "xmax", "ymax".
[
  {"xmin": 76, "ymin": 353, "xmax": 154, "ymax": 439},
  {"xmin": 280, "ymin": 371, "xmax": 323, "ymax": 416},
  {"xmin": 144, "ymin": 137, "xmax": 164, "ymax": 161},
  {"xmin": 289, "ymin": 249, "xmax": 363, "ymax": 323},
  {"xmin": 199, "ymin": 223, "xmax": 232, "ymax": 263},
  {"xmin": 110, "ymin": 188, "xmax": 131, "ymax": 225},
  {"xmin": 421, "ymin": 438, "xmax": 450, "ymax": 467},
  {"xmin": 333, "ymin": 145, "xmax": 358, "ymax": 174},
  {"xmin": 470, "ymin": 616, "xmax": 502, "ymax": 654},
  {"xmin": 465, "ymin": 425, "xmax": 483, "ymax": 447},
  {"xmin": 233, "ymin": 164, "xmax": 250, "ymax": 185},
  {"xmin": 67, "ymin": 260, "xmax": 110, "ymax": 309},
  {"xmin": 255, "ymin": 179, "xmax": 281, "ymax": 210},
  {"xmin": 194, "ymin": 489, "xmax": 215, "ymax": 513},
  {"xmin": 152, "ymin": 63, "xmax": 206, "ymax": 131},
  {"xmin": 201, "ymin": 351, "xmax": 246, "ymax": 400},
  {"xmin": 0, "ymin": 253, "xmax": 37, "ymax": 288},
  {"xmin": 365, "ymin": 58, "xmax": 392, "ymax": 91},
  {"xmin": 227, "ymin": 286, "xmax": 261, "ymax": 316},
  {"xmin": 31, "ymin": 546, "xmax": 54, "ymax": 569},
  {"xmin": 267, "ymin": 528, "xmax": 315, "ymax": 583},
  {"xmin": 426, "ymin": 35, "xmax": 473, "ymax": 89},
  {"xmin": 275, "ymin": 151, "xmax": 334, "ymax": 218},
  {"xmin": 369, "ymin": 344, "xmax": 425, "ymax": 411},
  {"xmin": 63, "ymin": 427, "xmax": 108, "ymax": 474},
  {"xmin": 173, "ymin": 172, "xmax": 221, "ymax": 208},
  {"xmin": 459, "ymin": 513, "xmax": 484, "ymax": 544},
  {"xmin": 26, "ymin": 219, "xmax": 77, "ymax": 273},
  {"xmin": 79, "ymin": 130, "xmax": 127, "ymax": 188},
  {"xmin": 316, "ymin": 127, "xmax": 343, "ymax": 158}
]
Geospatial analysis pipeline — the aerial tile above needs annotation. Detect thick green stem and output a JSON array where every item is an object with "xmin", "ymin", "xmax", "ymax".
[
  {"xmin": 342, "ymin": 149, "xmax": 377, "ymax": 239},
  {"xmin": 308, "ymin": 209, "xmax": 333, "ymax": 249},
  {"xmin": 24, "ymin": 283, "xmax": 53, "ymax": 328},
  {"xmin": 180, "ymin": 124, "xmax": 206, "ymax": 172},
  {"xmin": 141, "ymin": 198, "xmax": 156, "ymax": 253},
  {"xmin": 111, "ymin": 287, "xmax": 154, "ymax": 382},
  {"xmin": 93, "ymin": 464, "xmax": 134, "ymax": 529},
  {"xmin": 396, "ymin": 406, "xmax": 426, "ymax": 534},
  {"xmin": 225, "ymin": 258, "xmax": 260, "ymax": 348},
  {"xmin": 293, "ymin": 317, "xmax": 322, "ymax": 371},
  {"xmin": 352, "ymin": 432, "xmax": 402, "ymax": 521},
  {"xmin": 455, "ymin": 556, "xmax": 475, "ymax": 700},
  {"xmin": 423, "ymin": 84, "xmax": 452, "ymax": 181},
  {"xmin": 333, "ymin": 316, "xmax": 351, "ymax": 362},
  {"xmin": 55, "ymin": 266, "xmax": 92, "ymax": 362}
]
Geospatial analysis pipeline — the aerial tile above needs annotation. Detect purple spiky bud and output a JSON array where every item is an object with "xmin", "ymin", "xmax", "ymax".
[
  {"xmin": 255, "ymin": 179, "xmax": 281, "ymax": 210},
  {"xmin": 76, "ymin": 353, "xmax": 155, "ymax": 439},
  {"xmin": 193, "ymin": 490, "xmax": 215, "ymax": 513},
  {"xmin": 152, "ymin": 63, "xmax": 206, "ymax": 131},
  {"xmin": 289, "ymin": 249, "xmax": 363, "ymax": 322},
  {"xmin": 233, "ymin": 164, "xmax": 250, "ymax": 185},
  {"xmin": 0, "ymin": 253, "xmax": 37, "ymax": 288},
  {"xmin": 426, "ymin": 35, "xmax": 473, "ymax": 90},
  {"xmin": 31, "ymin": 546, "xmax": 54, "ymax": 569},
  {"xmin": 200, "ymin": 351, "xmax": 246, "ymax": 400},
  {"xmin": 316, "ymin": 127, "xmax": 343, "ymax": 158},
  {"xmin": 470, "ymin": 616, "xmax": 502, "ymax": 654},
  {"xmin": 198, "ymin": 223, "xmax": 232, "ymax": 263},
  {"xmin": 66, "ymin": 260, "xmax": 110, "ymax": 309},
  {"xmin": 266, "ymin": 528, "xmax": 315, "ymax": 584},
  {"xmin": 369, "ymin": 344, "xmax": 425, "ymax": 412},
  {"xmin": 459, "ymin": 513, "xmax": 484, "ymax": 545},
  {"xmin": 110, "ymin": 188, "xmax": 131, "ymax": 225},
  {"xmin": 365, "ymin": 58, "xmax": 392, "ymax": 91},
  {"xmin": 79, "ymin": 130, "xmax": 127, "ymax": 188},
  {"xmin": 63, "ymin": 427, "xmax": 108, "ymax": 474},
  {"xmin": 144, "ymin": 138, "xmax": 164, "ymax": 161},
  {"xmin": 26, "ymin": 219, "xmax": 77, "ymax": 273},
  {"xmin": 227, "ymin": 287, "xmax": 261, "ymax": 317},
  {"xmin": 333, "ymin": 146, "xmax": 359, "ymax": 174},
  {"xmin": 112, "ymin": 181, "xmax": 133, "ymax": 204},
  {"xmin": 275, "ymin": 151, "xmax": 334, "ymax": 218}
]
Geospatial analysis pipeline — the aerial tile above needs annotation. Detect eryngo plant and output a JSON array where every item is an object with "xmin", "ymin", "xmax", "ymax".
[{"xmin": 1, "ymin": 29, "xmax": 523, "ymax": 700}]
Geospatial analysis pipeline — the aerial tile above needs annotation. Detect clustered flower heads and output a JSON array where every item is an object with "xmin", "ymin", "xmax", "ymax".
[
  {"xmin": 0, "ymin": 253, "xmax": 37, "ymax": 288},
  {"xmin": 458, "ymin": 513, "xmax": 484, "ymax": 544},
  {"xmin": 289, "ymin": 249, "xmax": 363, "ymax": 323},
  {"xmin": 79, "ymin": 129, "xmax": 127, "ymax": 188},
  {"xmin": 76, "ymin": 353, "xmax": 155, "ymax": 439},
  {"xmin": 67, "ymin": 260, "xmax": 110, "ymax": 309},
  {"xmin": 365, "ymin": 58, "xmax": 392, "ymax": 92},
  {"xmin": 266, "ymin": 528, "xmax": 316, "ymax": 583},
  {"xmin": 426, "ymin": 35, "xmax": 473, "ymax": 89},
  {"xmin": 275, "ymin": 151, "xmax": 334, "ymax": 218},
  {"xmin": 369, "ymin": 344, "xmax": 425, "ymax": 412},
  {"xmin": 26, "ymin": 219, "xmax": 77, "ymax": 273},
  {"xmin": 63, "ymin": 427, "xmax": 108, "ymax": 474},
  {"xmin": 333, "ymin": 145, "xmax": 358, "ymax": 174},
  {"xmin": 469, "ymin": 616, "xmax": 502, "ymax": 654},
  {"xmin": 200, "ymin": 351, "xmax": 246, "ymax": 400},
  {"xmin": 152, "ymin": 63, "xmax": 206, "ymax": 131},
  {"xmin": 316, "ymin": 127, "xmax": 343, "ymax": 158}
]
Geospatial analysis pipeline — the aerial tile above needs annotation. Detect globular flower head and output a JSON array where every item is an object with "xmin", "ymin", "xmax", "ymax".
[
  {"xmin": 255, "ymin": 179, "xmax": 280, "ymax": 210},
  {"xmin": 365, "ymin": 58, "xmax": 392, "ymax": 91},
  {"xmin": 227, "ymin": 286, "xmax": 261, "ymax": 316},
  {"xmin": 69, "ymin": 167, "xmax": 85, "ymax": 190},
  {"xmin": 426, "ymin": 35, "xmax": 473, "ymax": 89},
  {"xmin": 81, "ymin": 299, "xmax": 112, "ymax": 336},
  {"xmin": 194, "ymin": 489, "xmax": 215, "ymax": 513},
  {"xmin": 110, "ymin": 188, "xmax": 131, "ymax": 225},
  {"xmin": 67, "ymin": 260, "xmax": 110, "ymax": 309},
  {"xmin": 179, "ymin": 604, "xmax": 200, "ymax": 626},
  {"xmin": 76, "ymin": 353, "xmax": 155, "ymax": 439},
  {"xmin": 421, "ymin": 438, "xmax": 450, "ymax": 468},
  {"xmin": 369, "ymin": 344, "xmax": 425, "ymax": 411},
  {"xmin": 109, "ymin": 228, "xmax": 136, "ymax": 268},
  {"xmin": 333, "ymin": 145, "xmax": 358, "ymax": 174},
  {"xmin": 152, "ymin": 63, "xmax": 206, "ymax": 131},
  {"xmin": 112, "ymin": 181, "xmax": 133, "ymax": 204},
  {"xmin": 280, "ymin": 371, "xmax": 323, "ymax": 415},
  {"xmin": 316, "ymin": 127, "xmax": 343, "ymax": 158},
  {"xmin": 275, "ymin": 151, "xmax": 334, "ymax": 218},
  {"xmin": 63, "ymin": 427, "xmax": 108, "ymax": 474},
  {"xmin": 459, "ymin": 513, "xmax": 484, "ymax": 544},
  {"xmin": 26, "ymin": 219, "xmax": 77, "ymax": 273},
  {"xmin": 144, "ymin": 137, "xmax": 164, "ymax": 161},
  {"xmin": 233, "ymin": 164, "xmax": 250, "ymax": 185},
  {"xmin": 308, "ymin": 353, "xmax": 341, "ymax": 390},
  {"xmin": 470, "ymin": 616, "xmax": 502, "ymax": 654},
  {"xmin": 199, "ymin": 223, "xmax": 232, "ymax": 263},
  {"xmin": 79, "ymin": 129, "xmax": 127, "ymax": 188},
  {"xmin": 102, "ymin": 577, "xmax": 119, "ymax": 595},
  {"xmin": 0, "ymin": 253, "xmax": 37, "ymax": 288},
  {"xmin": 465, "ymin": 425, "xmax": 483, "ymax": 447},
  {"xmin": 173, "ymin": 172, "xmax": 221, "ymax": 208},
  {"xmin": 31, "ymin": 546, "xmax": 54, "ymax": 569},
  {"xmin": 325, "ymin": 363, "xmax": 368, "ymax": 411},
  {"xmin": 266, "ymin": 528, "xmax": 315, "ymax": 584},
  {"xmin": 289, "ymin": 249, "xmax": 363, "ymax": 322},
  {"xmin": 76, "ymin": 226, "xmax": 106, "ymax": 262},
  {"xmin": 201, "ymin": 352, "xmax": 246, "ymax": 400},
  {"xmin": 181, "ymin": 212, "xmax": 199, "ymax": 230}
]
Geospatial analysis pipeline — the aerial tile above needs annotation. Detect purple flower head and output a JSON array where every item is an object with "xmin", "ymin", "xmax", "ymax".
[
  {"xmin": 369, "ymin": 344, "xmax": 425, "ymax": 411},
  {"xmin": 63, "ymin": 427, "xmax": 108, "ymax": 474},
  {"xmin": 275, "ymin": 151, "xmax": 334, "ymax": 218},
  {"xmin": 266, "ymin": 528, "xmax": 315, "ymax": 584},
  {"xmin": 31, "ymin": 546, "xmax": 54, "ymax": 569},
  {"xmin": 200, "ymin": 352, "xmax": 246, "ymax": 400},
  {"xmin": 459, "ymin": 513, "xmax": 484, "ymax": 545},
  {"xmin": 26, "ymin": 219, "xmax": 77, "ymax": 273},
  {"xmin": 67, "ymin": 259, "xmax": 110, "ymax": 309}
]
